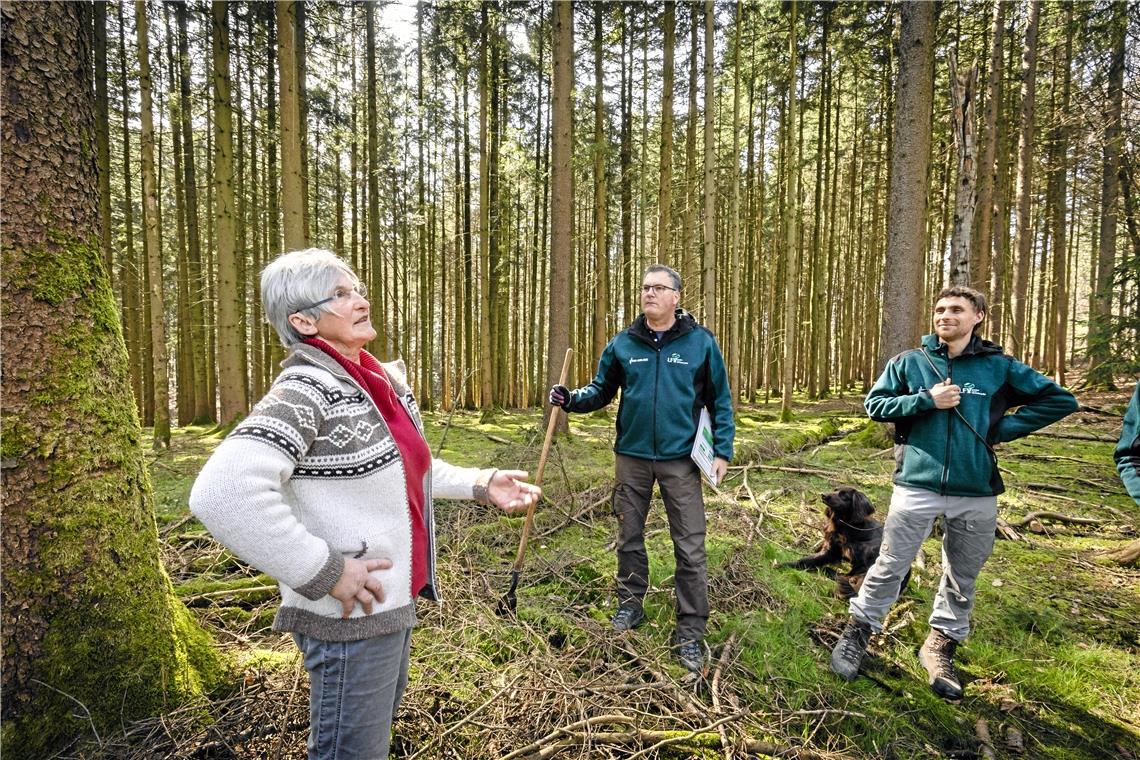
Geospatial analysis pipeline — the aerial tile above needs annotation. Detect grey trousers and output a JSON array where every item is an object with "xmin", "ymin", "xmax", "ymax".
[
  {"xmin": 613, "ymin": 454, "xmax": 709, "ymax": 641},
  {"xmin": 849, "ymin": 485, "xmax": 997, "ymax": 641},
  {"xmin": 294, "ymin": 627, "xmax": 413, "ymax": 760}
]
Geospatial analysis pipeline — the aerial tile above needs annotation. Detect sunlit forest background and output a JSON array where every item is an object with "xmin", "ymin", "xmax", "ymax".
[{"xmin": 94, "ymin": 0, "xmax": 1138, "ymax": 445}]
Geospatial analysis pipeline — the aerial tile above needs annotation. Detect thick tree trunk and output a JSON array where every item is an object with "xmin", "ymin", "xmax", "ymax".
[
  {"xmin": 1009, "ymin": 0, "xmax": 1041, "ymax": 360},
  {"xmin": 134, "ymin": 0, "xmax": 172, "ymax": 448},
  {"xmin": 877, "ymin": 1, "xmax": 936, "ymax": 371},
  {"xmin": 1, "ymin": 4, "xmax": 217, "ymax": 755},
  {"xmin": 547, "ymin": 0, "xmax": 572, "ymax": 432}
]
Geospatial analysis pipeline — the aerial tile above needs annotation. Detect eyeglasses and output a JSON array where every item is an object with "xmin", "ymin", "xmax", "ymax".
[
  {"xmin": 294, "ymin": 284, "xmax": 368, "ymax": 313},
  {"xmin": 641, "ymin": 284, "xmax": 677, "ymax": 294}
]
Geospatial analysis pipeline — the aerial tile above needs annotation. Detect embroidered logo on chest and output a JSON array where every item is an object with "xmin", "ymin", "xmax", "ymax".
[
  {"xmin": 666, "ymin": 352, "xmax": 689, "ymax": 366},
  {"xmin": 960, "ymin": 382, "xmax": 988, "ymax": 397}
]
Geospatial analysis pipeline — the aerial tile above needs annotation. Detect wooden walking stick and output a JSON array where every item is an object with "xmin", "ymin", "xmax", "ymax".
[{"xmin": 498, "ymin": 347, "xmax": 573, "ymax": 616}]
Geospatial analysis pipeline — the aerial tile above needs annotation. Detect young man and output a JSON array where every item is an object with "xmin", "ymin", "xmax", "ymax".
[
  {"xmin": 831, "ymin": 286, "xmax": 1078, "ymax": 699},
  {"xmin": 549, "ymin": 264, "xmax": 734, "ymax": 673}
]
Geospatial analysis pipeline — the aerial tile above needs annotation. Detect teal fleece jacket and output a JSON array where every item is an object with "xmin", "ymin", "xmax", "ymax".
[
  {"xmin": 866, "ymin": 334, "xmax": 1078, "ymax": 497},
  {"xmin": 564, "ymin": 310, "xmax": 735, "ymax": 462},
  {"xmin": 1115, "ymin": 383, "xmax": 1140, "ymax": 505}
]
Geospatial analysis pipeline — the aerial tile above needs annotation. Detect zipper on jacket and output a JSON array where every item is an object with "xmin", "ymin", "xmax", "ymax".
[
  {"xmin": 653, "ymin": 343, "xmax": 661, "ymax": 459},
  {"xmin": 941, "ymin": 357, "xmax": 953, "ymax": 495}
]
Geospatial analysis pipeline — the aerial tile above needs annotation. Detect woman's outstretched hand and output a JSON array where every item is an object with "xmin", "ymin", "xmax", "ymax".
[{"xmin": 488, "ymin": 470, "xmax": 542, "ymax": 514}]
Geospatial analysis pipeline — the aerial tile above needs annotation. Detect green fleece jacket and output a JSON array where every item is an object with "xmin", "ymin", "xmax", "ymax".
[
  {"xmin": 1116, "ymin": 384, "xmax": 1140, "ymax": 505},
  {"xmin": 564, "ymin": 310, "xmax": 735, "ymax": 462},
  {"xmin": 866, "ymin": 334, "xmax": 1078, "ymax": 497}
]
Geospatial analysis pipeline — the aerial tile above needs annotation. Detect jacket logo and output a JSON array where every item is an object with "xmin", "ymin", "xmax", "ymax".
[
  {"xmin": 629, "ymin": 357, "xmax": 649, "ymax": 364},
  {"xmin": 960, "ymin": 382, "xmax": 987, "ymax": 397},
  {"xmin": 666, "ymin": 352, "xmax": 688, "ymax": 365}
]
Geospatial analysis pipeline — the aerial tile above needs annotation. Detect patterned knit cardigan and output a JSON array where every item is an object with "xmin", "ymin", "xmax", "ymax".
[{"xmin": 190, "ymin": 343, "xmax": 486, "ymax": 641}]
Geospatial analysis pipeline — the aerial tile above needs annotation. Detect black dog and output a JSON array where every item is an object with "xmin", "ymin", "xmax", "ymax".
[{"xmin": 781, "ymin": 487, "xmax": 910, "ymax": 599}]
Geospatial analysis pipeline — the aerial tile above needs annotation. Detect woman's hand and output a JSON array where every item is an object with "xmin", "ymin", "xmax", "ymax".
[
  {"xmin": 487, "ymin": 470, "xmax": 542, "ymax": 514},
  {"xmin": 329, "ymin": 557, "xmax": 392, "ymax": 618}
]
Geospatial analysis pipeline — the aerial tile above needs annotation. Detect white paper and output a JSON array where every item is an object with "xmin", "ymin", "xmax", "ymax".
[{"xmin": 690, "ymin": 407, "xmax": 718, "ymax": 486}]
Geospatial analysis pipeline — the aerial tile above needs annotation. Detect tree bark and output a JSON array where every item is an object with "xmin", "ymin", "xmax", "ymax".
[
  {"xmin": 948, "ymin": 52, "xmax": 979, "ymax": 286},
  {"xmin": 1087, "ymin": 2, "xmax": 1124, "ymax": 388},
  {"xmin": 780, "ymin": 0, "xmax": 800, "ymax": 421},
  {"xmin": 277, "ymin": 0, "xmax": 305, "ymax": 250},
  {"xmin": 877, "ymin": 1, "xmax": 936, "ymax": 372},
  {"xmin": 1009, "ymin": 0, "xmax": 1041, "ymax": 360},
  {"xmin": 1, "ymin": 4, "xmax": 217, "ymax": 754},
  {"xmin": 593, "ymin": 3, "xmax": 609, "ymax": 367},
  {"xmin": 658, "ymin": 1, "xmax": 675, "ymax": 266},
  {"xmin": 973, "ymin": 0, "xmax": 1004, "ymax": 294},
  {"xmin": 134, "ymin": 0, "xmax": 171, "ymax": 447},
  {"xmin": 701, "ymin": 0, "xmax": 716, "ymax": 332},
  {"xmin": 1049, "ymin": 3, "xmax": 1074, "ymax": 384},
  {"xmin": 547, "ymin": 0, "xmax": 572, "ymax": 433}
]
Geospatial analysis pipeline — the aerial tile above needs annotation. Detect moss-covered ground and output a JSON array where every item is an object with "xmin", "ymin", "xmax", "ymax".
[{"xmin": 81, "ymin": 387, "xmax": 1138, "ymax": 759}]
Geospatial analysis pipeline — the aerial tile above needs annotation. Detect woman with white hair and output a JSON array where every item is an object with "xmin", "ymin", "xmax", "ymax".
[{"xmin": 191, "ymin": 248, "xmax": 539, "ymax": 759}]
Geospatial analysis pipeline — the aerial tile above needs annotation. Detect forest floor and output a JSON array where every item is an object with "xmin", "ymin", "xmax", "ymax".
[{"xmin": 71, "ymin": 383, "xmax": 1138, "ymax": 760}]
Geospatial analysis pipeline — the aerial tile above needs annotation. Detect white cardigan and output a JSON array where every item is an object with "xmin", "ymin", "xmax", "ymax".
[{"xmin": 190, "ymin": 344, "xmax": 485, "ymax": 641}]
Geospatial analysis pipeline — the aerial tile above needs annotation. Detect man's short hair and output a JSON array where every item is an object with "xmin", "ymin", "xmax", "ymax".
[
  {"xmin": 645, "ymin": 264, "xmax": 681, "ymax": 291},
  {"xmin": 935, "ymin": 286, "xmax": 988, "ymax": 332}
]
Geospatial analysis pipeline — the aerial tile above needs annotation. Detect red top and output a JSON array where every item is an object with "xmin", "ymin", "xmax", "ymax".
[{"xmin": 304, "ymin": 338, "xmax": 432, "ymax": 597}]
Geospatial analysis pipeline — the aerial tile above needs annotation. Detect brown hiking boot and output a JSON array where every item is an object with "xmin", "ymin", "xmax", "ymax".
[{"xmin": 919, "ymin": 628, "xmax": 963, "ymax": 700}]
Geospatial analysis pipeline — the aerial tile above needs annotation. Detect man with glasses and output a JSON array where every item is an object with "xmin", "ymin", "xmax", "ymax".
[{"xmin": 549, "ymin": 264, "xmax": 734, "ymax": 673}]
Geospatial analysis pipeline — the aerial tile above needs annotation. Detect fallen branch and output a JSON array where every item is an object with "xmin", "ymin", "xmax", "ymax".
[
  {"xmin": 1029, "ymin": 430, "xmax": 1115, "ymax": 442},
  {"xmin": 975, "ymin": 717, "xmax": 997, "ymax": 759},
  {"xmin": 181, "ymin": 584, "xmax": 278, "ymax": 603},
  {"xmin": 625, "ymin": 711, "xmax": 748, "ymax": 759},
  {"xmin": 1100, "ymin": 538, "xmax": 1140, "ymax": 567},
  {"xmin": 499, "ymin": 714, "xmax": 636, "ymax": 760},
  {"xmin": 409, "ymin": 674, "xmax": 522, "ymax": 759},
  {"xmin": 1009, "ymin": 511, "xmax": 1104, "ymax": 528},
  {"xmin": 732, "ymin": 463, "xmax": 844, "ymax": 479},
  {"xmin": 711, "ymin": 634, "xmax": 739, "ymax": 759}
]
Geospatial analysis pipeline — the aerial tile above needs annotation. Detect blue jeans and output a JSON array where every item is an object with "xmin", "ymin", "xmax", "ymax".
[
  {"xmin": 293, "ymin": 628, "xmax": 413, "ymax": 760},
  {"xmin": 849, "ymin": 485, "xmax": 997, "ymax": 641}
]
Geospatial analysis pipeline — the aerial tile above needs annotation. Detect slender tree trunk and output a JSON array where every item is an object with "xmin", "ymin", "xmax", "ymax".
[
  {"xmin": 134, "ymin": 0, "xmax": 171, "ymax": 447},
  {"xmin": 593, "ymin": 4, "xmax": 609, "ymax": 367},
  {"xmin": 658, "ymin": 1, "xmax": 675, "ymax": 266},
  {"xmin": 701, "ymin": 0, "xmax": 716, "ymax": 332},
  {"xmin": 948, "ymin": 52, "xmax": 979, "ymax": 286},
  {"xmin": 1087, "ymin": 2, "xmax": 1124, "ymax": 388},
  {"xmin": 973, "ymin": 0, "xmax": 1004, "ymax": 293},
  {"xmin": 780, "ymin": 0, "xmax": 800, "ymax": 421},
  {"xmin": 477, "ymin": 3, "xmax": 494, "ymax": 408},
  {"xmin": 1009, "ymin": 0, "xmax": 1041, "ymax": 360},
  {"xmin": 1050, "ymin": 3, "xmax": 1074, "ymax": 384},
  {"xmin": 1, "ymin": 5, "xmax": 216, "ymax": 753},
  {"xmin": 365, "ymin": 4, "xmax": 385, "ymax": 357},
  {"xmin": 681, "ymin": 1, "xmax": 700, "ymax": 300},
  {"xmin": 877, "ymin": 1, "xmax": 936, "ymax": 371},
  {"xmin": 277, "ymin": 0, "xmax": 305, "ymax": 250},
  {"xmin": 212, "ymin": 1, "xmax": 248, "ymax": 425},
  {"xmin": 547, "ymin": 0, "xmax": 572, "ymax": 432},
  {"xmin": 729, "ymin": 2, "xmax": 744, "ymax": 401},
  {"xmin": 94, "ymin": 1, "xmax": 113, "ymax": 284}
]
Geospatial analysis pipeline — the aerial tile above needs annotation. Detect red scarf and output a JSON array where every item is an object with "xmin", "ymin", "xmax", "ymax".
[{"xmin": 303, "ymin": 338, "xmax": 432, "ymax": 597}]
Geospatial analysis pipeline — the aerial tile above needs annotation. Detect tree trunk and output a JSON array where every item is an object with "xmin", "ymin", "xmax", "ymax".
[
  {"xmin": 94, "ymin": 1, "xmax": 113, "ymax": 285},
  {"xmin": 779, "ymin": 0, "xmax": 800, "ymax": 421},
  {"xmin": 701, "ymin": 0, "xmax": 716, "ymax": 332},
  {"xmin": 593, "ymin": 3, "xmax": 609, "ymax": 367},
  {"xmin": 547, "ymin": 0, "xmax": 572, "ymax": 432},
  {"xmin": 729, "ymin": 2, "xmax": 744, "ymax": 402},
  {"xmin": 277, "ymin": 0, "xmax": 305, "ymax": 250},
  {"xmin": 365, "ymin": 4, "xmax": 386, "ymax": 358},
  {"xmin": 1087, "ymin": 2, "xmax": 1124, "ymax": 389},
  {"xmin": 477, "ymin": 3, "xmax": 494, "ymax": 408},
  {"xmin": 681, "ymin": 0, "xmax": 700, "ymax": 301},
  {"xmin": 212, "ymin": 1, "xmax": 249, "ymax": 425},
  {"xmin": 877, "ymin": 1, "xmax": 936, "ymax": 371},
  {"xmin": 658, "ymin": 1, "xmax": 675, "ymax": 266},
  {"xmin": 948, "ymin": 52, "xmax": 979, "ymax": 286},
  {"xmin": 1049, "ymin": 4, "xmax": 1074, "ymax": 384},
  {"xmin": 1, "ymin": 4, "xmax": 217, "ymax": 754},
  {"xmin": 973, "ymin": 0, "xmax": 1004, "ymax": 294},
  {"xmin": 1009, "ymin": 0, "xmax": 1041, "ymax": 360},
  {"xmin": 134, "ymin": 0, "xmax": 171, "ymax": 448}
]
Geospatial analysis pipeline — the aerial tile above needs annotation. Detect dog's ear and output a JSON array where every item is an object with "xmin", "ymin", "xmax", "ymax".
[{"xmin": 852, "ymin": 490, "xmax": 874, "ymax": 517}]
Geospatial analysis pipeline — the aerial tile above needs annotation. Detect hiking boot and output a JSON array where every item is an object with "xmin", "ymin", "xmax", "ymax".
[
  {"xmin": 675, "ymin": 638, "xmax": 704, "ymax": 673},
  {"xmin": 919, "ymin": 628, "xmax": 963, "ymax": 700},
  {"xmin": 611, "ymin": 605, "xmax": 644, "ymax": 632},
  {"xmin": 830, "ymin": 619, "xmax": 872, "ymax": 681}
]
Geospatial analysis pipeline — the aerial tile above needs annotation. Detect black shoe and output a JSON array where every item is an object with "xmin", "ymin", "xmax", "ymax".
[
  {"xmin": 611, "ymin": 605, "xmax": 644, "ymax": 631},
  {"xmin": 919, "ymin": 629, "xmax": 964, "ymax": 700},
  {"xmin": 675, "ymin": 638, "xmax": 704, "ymax": 673},
  {"xmin": 830, "ymin": 619, "xmax": 872, "ymax": 681}
]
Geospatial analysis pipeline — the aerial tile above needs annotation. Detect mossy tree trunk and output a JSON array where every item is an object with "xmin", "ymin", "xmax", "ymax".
[{"xmin": 0, "ymin": 4, "xmax": 219, "ymax": 757}]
